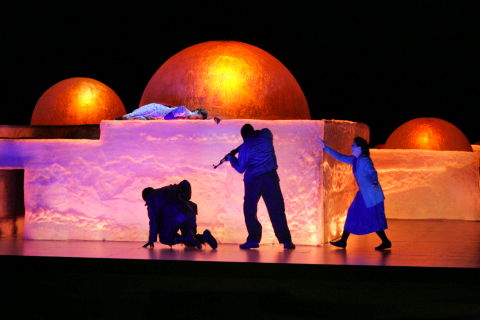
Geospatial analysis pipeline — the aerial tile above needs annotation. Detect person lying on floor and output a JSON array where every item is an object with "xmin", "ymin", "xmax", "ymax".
[
  {"xmin": 142, "ymin": 180, "xmax": 217, "ymax": 249},
  {"xmin": 116, "ymin": 102, "xmax": 208, "ymax": 120}
]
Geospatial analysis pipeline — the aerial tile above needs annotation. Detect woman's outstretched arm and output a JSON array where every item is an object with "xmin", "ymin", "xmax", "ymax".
[{"xmin": 318, "ymin": 139, "xmax": 355, "ymax": 165}]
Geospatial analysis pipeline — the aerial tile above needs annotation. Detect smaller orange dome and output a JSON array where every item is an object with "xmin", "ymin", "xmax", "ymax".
[
  {"xmin": 384, "ymin": 117, "xmax": 472, "ymax": 151},
  {"xmin": 31, "ymin": 77, "xmax": 126, "ymax": 125}
]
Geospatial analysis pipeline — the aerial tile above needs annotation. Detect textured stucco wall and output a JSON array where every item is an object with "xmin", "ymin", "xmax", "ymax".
[
  {"xmin": 2, "ymin": 121, "xmax": 478, "ymax": 245},
  {"xmin": 372, "ymin": 149, "xmax": 480, "ymax": 220},
  {"xmin": 1, "ymin": 120, "xmax": 361, "ymax": 245}
]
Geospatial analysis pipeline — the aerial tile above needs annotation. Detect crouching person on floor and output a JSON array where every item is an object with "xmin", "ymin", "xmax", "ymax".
[{"xmin": 141, "ymin": 180, "xmax": 217, "ymax": 249}]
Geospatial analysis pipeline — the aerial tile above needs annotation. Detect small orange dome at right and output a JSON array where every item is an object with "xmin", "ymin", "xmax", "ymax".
[{"xmin": 384, "ymin": 117, "xmax": 472, "ymax": 152}]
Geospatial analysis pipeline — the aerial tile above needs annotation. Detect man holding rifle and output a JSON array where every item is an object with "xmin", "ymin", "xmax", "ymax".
[{"xmin": 225, "ymin": 124, "xmax": 295, "ymax": 250}]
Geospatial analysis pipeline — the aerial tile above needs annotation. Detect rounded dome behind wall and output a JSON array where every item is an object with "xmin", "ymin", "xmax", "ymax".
[
  {"xmin": 139, "ymin": 41, "xmax": 310, "ymax": 120},
  {"xmin": 384, "ymin": 117, "xmax": 472, "ymax": 152},
  {"xmin": 31, "ymin": 77, "xmax": 126, "ymax": 125}
]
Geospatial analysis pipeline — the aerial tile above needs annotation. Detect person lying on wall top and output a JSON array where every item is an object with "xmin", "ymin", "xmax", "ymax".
[{"xmin": 115, "ymin": 102, "xmax": 209, "ymax": 120}]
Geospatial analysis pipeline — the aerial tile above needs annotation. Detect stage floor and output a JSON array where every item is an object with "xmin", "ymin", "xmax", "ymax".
[{"xmin": 1, "ymin": 219, "xmax": 479, "ymax": 268}]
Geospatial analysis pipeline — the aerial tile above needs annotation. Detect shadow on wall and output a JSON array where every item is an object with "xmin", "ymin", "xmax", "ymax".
[
  {"xmin": 0, "ymin": 169, "xmax": 24, "ymax": 238},
  {"xmin": 0, "ymin": 125, "xmax": 100, "ymax": 139}
]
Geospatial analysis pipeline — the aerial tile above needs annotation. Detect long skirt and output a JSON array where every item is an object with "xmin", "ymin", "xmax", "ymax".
[{"xmin": 344, "ymin": 192, "xmax": 388, "ymax": 235}]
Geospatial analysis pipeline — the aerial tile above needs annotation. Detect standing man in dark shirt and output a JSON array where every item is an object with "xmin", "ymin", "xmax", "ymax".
[{"xmin": 226, "ymin": 124, "xmax": 295, "ymax": 249}]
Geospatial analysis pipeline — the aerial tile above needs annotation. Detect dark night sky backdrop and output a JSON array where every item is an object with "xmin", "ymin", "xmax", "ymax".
[{"xmin": 1, "ymin": 1, "xmax": 479, "ymax": 147}]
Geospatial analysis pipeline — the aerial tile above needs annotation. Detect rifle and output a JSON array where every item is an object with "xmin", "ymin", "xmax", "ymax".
[{"xmin": 212, "ymin": 145, "xmax": 242, "ymax": 169}]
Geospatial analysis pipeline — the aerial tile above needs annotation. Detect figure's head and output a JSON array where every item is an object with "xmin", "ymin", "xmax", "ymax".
[
  {"xmin": 178, "ymin": 180, "xmax": 192, "ymax": 200},
  {"xmin": 241, "ymin": 123, "xmax": 255, "ymax": 141},
  {"xmin": 142, "ymin": 187, "xmax": 155, "ymax": 202},
  {"xmin": 190, "ymin": 108, "xmax": 208, "ymax": 119},
  {"xmin": 352, "ymin": 137, "xmax": 370, "ymax": 157}
]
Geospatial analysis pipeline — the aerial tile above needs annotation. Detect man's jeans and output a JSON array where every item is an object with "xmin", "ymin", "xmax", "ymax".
[{"xmin": 243, "ymin": 170, "xmax": 292, "ymax": 244}]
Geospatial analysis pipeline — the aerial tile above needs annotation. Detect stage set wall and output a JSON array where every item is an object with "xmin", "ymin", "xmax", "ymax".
[
  {"xmin": 0, "ymin": 120, "xmax": 479, "ymax": 245},
  {"xmin": 372, "ymin": 149, "xmax": 480, "ymax": 221},
  {"xmin": 0, "ymin": 120, "xmax": 367, "ymax": 245}
]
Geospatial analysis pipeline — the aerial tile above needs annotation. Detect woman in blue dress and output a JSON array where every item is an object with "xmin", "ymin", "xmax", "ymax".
[{"xmin": 318, "ymin": 137, "xmax": 392, "ymax": 250}]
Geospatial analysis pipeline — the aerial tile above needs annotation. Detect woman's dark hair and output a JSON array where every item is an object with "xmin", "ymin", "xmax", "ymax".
[
  {"xmin": 194, "ymin": 108, "xmax": 208, "ymax": 119},
  {"xmin": 353, "ymin": 137, "xmax": 370, "ymax": 156}
]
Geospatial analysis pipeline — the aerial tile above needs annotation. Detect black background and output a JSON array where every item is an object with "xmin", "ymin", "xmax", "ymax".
[{"xmin": 1, "ymin": 1, "xmax": 479, "ymax": 146}]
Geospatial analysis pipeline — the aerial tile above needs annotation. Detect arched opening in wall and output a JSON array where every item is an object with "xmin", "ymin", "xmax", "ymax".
[{"xmin": 0, "ymin": 170, "xmax": 24, "ymax": 238}]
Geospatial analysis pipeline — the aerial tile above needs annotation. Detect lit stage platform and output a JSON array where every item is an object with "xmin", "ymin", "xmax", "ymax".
[
  {"xmin": 1, "ymin": 219, "xmax": 480, "ymax": 268},
  {"xmin": 2, "ymin": 219, "xmax": 480, "ymax": 319}
]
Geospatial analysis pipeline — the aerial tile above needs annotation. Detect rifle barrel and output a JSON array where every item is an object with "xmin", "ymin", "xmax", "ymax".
[{"xmin": 212, "ymin": 144, "xmax": 242, "ymax": 169}]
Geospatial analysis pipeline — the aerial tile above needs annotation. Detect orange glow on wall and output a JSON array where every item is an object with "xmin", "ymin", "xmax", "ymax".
[
  {"xmin": 139, "ymin": 41, "xmax": 310, "ymax": 120},
  {"xmin": 384, "ymin": 117, "xmax": 472, "ymax": 151},
  {"xmin": 31, "ymin": 77, "xmax": 126, "ymax": 125}
]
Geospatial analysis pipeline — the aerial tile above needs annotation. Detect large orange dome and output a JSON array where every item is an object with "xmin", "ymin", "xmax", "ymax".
[
  {"xmin": 384, "ymin": 117, "xmax": 472, "ymax": 151},
  {"xmin": 139, "ymin": 41, "xmax": 310, "ymax": 120},
  {"xmin": 31, "ymin": 77, "xmax": 126, "ymax": 125}
]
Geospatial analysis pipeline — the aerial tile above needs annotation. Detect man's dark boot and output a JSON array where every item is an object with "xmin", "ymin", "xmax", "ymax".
[
  {"xmin": 239, "ymin": 241, "xmax": 259, "ymax": 249},
  {"xmin": 178, "ymin": 234, "xmax": 202, "ymax": 249},
  {"xmin": 283, "ymin": 242, "xmax": 296, "ymax": 249},
  {"xmin": 202, "ymin": 229, "xmax": 218, "ymax": 249}
]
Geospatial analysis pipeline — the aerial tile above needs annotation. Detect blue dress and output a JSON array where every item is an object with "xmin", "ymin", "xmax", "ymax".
[{"xmin": 344, "ymin": 158, "xmax": 388, "ymax": 235}]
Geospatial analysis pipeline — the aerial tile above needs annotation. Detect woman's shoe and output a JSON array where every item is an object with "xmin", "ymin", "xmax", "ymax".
[
  {"xmin": 329, "ymin": 240, "xmax": 347, "ymax": 248},
  {"xmin": 142, "ymin": 241, "xmax": 154, "ymax": 248},
  {"xmin": 375, "ymin": 240, "xmax": 392, "ymax": 250}
]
